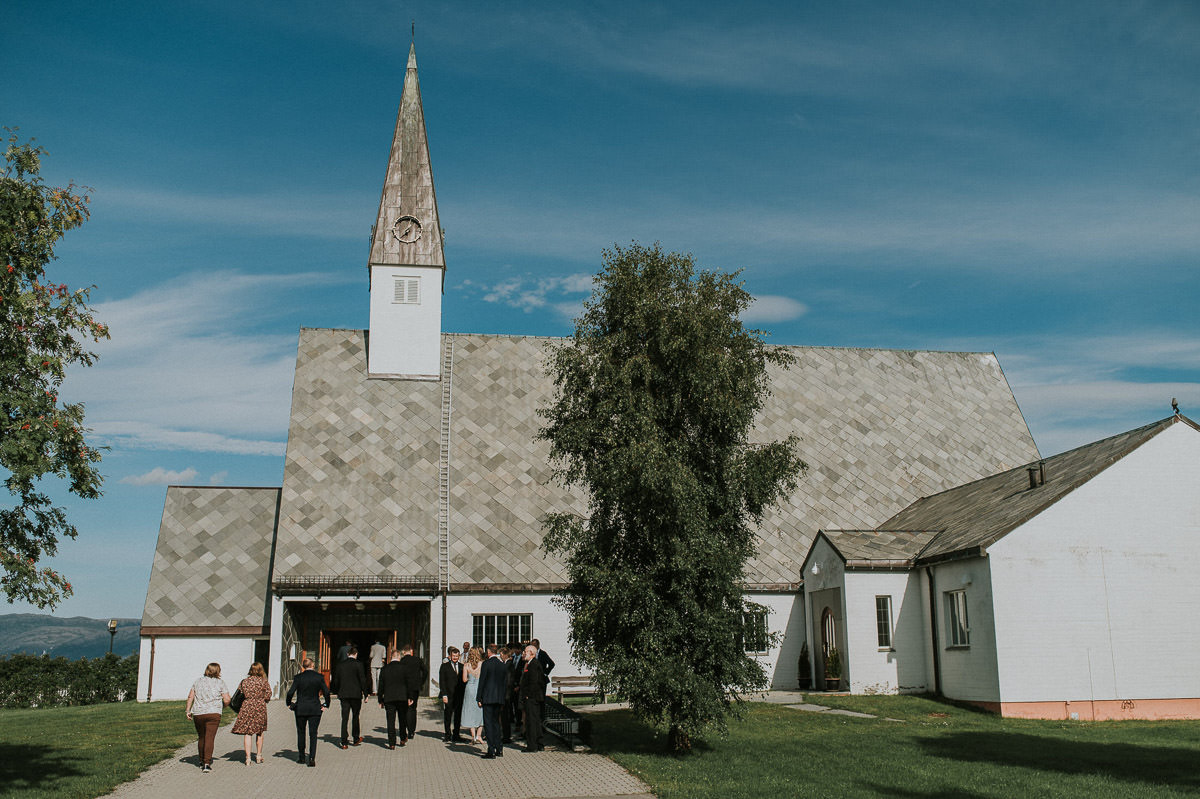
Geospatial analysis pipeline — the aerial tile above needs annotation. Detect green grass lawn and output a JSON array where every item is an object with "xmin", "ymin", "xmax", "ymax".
[
  {"xmin": 588, "ymin": 694, "xmax": 1200, "ymax": 799},
  {"xmin": 0, "ymin": 701, "xmax": 224, "ymax": 799}
]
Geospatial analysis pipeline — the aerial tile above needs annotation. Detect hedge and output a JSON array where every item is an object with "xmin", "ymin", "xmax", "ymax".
[{"xmin": 0, "ymin": 652, "xmax": 138, "ymax": 708}]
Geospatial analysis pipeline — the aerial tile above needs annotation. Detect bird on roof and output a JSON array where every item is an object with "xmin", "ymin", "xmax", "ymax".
[{"xmin": 1172, "ymin": 397, "xmax": 1180, "ymax": 415}]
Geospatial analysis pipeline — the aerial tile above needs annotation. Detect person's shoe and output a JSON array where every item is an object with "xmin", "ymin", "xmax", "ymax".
[
  {"xmin": 354, "ymin": 737, "xmax": 363, "ymax": 745},
  {"xmin": 201, "ymin": 764, "xmax": 211, "ymax": 772},
  {"xmin": 495, "ymin": 750, "xmax": 504, "ymax": 757},
  {"xmin": 481, "ymin": 753, "xmax": 495, "ymax": 759},
  {"xmin": 297, "ymin": 753, "xmax": 306, "ymax": 763},
  {"xmin": 442, "ymin": 735, "xmax": 451, "ymax": 743},
  {"xmin": 388, "ymin": 744, "xmax": 396, "ymax": 750},
  {"xmin": 399, "ymin": 738, "xmax": 406, "ymax": 747},
  {"xmin": 307, "ymin": 756, "xmax": 316, "ymax": 767}
]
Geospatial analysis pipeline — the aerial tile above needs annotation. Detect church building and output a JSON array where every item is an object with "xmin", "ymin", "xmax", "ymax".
[{"xmin": 136, "ymin": 45, "xmax": 1044, "ymax": 703}]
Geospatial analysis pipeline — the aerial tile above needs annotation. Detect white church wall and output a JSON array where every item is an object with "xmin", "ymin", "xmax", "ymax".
[
  {"xmin": 928, "ymin": 557, "xmax": 1000, "ymax": 703},
  {"xmin": 989, "ymin": 424, "xmax": 1200, "ymax": 713},
  {"xmin": 440, "ymin": 594, "xmax": 579, "ymax": 685},
  {"xmin": 138, "ymin": 636, "xmax": 257, "ymax": 701},
  {"xmin": 367, "ymin": 264, "xmax": 443, "ymax": 378},
  {"xmin": 842, "ymin": 571, "xmax": 929, "ymax": 695},
  {"xmin": 748, "ymin": 592, "xmax": 806, "ymax": 691}
]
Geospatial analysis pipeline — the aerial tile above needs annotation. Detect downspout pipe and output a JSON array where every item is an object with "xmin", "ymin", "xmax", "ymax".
[
  {"xmin": 147, "ymin": 635, "xmax": 157, "ymax": 702},
  {"xmin": 925, "ymin": 567, "xmax": 941, "ymax": 696}
]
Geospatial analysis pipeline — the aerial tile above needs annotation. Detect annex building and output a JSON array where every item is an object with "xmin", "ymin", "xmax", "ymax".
[{"xmin": 140, "ymin": 46, "xmax": 1196, "ymax": 720}]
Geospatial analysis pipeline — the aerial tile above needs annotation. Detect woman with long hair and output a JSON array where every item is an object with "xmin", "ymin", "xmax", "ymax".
[
  {"xmin": 230, "ymin": 662, "xmax": 272, "ymax": 765},
  {"xmin": 459, "ymin": 647, "xmax": 485, "ymax": 745},
  {"xmin": 185, "ymin": 662, "xmax": 230, "ymax": 772}
]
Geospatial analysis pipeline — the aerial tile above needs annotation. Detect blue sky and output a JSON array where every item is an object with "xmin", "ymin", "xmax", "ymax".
[{"xmin": 3, "ymin": 1, "xmax": 1197, "ymax": 618}]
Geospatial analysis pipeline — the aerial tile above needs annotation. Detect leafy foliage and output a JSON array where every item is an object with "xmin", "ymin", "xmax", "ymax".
[
  {"xmin": 540, "ymin": 242, "xmax": 805, "ymax": 751},
  {"xmin": 0, "ymin": 131, "xmax": 107, "ymax": 608},
  {"xmin": 0, "ymin": 652, "xmax": 137, "ymax": 708}
]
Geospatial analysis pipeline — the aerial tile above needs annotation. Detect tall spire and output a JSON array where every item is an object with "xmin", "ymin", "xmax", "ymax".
[{"xmin": 368, "ymin": 43, "xmax": 445, "ymax": 271}]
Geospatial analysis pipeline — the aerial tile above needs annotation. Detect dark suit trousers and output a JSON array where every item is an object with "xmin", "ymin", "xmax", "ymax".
[
  {"xmin": 340, "ymin": 698, "xmax": 362, "ymax": 743},
  {"xmin": 523, "ymin": 699, "xmax": 544, "ymax": 751},
  {"xmin": 483, "ymin": 702, "xmax": 503, "ymax": 755},
  {"xmin": 405, "ymin": 699, "xmax": 418, "ymax": 739},
  {"xmin": 443, "ymin": 695, "xmax": 462, "ymax": 738},
  {"xmin": 295, "ymin": 712, "xmax": 321, "ymax": 755},
  {"xmin": 501, "ymin": 696, "xmax": 513, "ymax": 741},
  {"xmin": 383, "ymin": 700, "xmax": 407, "ymax": 745}
]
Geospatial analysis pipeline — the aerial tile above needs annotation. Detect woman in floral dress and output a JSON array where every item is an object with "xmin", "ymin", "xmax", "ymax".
[{"xmin": 230, "ymin": 662, "xmax": 272, "ymax": 765}]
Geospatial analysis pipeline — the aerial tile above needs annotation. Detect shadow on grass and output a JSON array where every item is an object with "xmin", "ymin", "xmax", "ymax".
[
  {"xmin": 587, "ymin": 709, "xmax": 716, "ymax": 757},
  {"xmin": 856, "ymin": 783, "xmax": 993, "ymax": 798},
  {"xmin": 0, "ymin": 743, "xmax": 87, "ymax": 792},
  {"xmin": 919, "ymin": 731, "xmax": 1200, "ymax": 790}
]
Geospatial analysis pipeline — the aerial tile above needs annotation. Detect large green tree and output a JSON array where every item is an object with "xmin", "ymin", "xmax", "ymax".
[
  {"xmin": 540, "ymin": 242, "xmax": 805, "ymax": 752},
  {"xmin": 1, "ymin": 132, "xmax": 107, "ymax": 608}
]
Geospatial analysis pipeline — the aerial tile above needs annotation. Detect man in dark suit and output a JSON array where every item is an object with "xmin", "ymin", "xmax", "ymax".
[
  {"xmin": 531, "ymin": 638, "xmax": 555, "ymax": 683},
  {"xmin": 285, "ymin": 656, "xmax": 330, "ymax": 766},
  {"xmin": 438, "ymin": 646, "xmax": 466, "ymax": 743},
  {"xmin": 377, "ymin": 649, "xmax": 411, "ymax": 748},
  {"xmin": 518, "ymin": 644, "xmax": 546, "ymax": 752},
  {"xmin": 331, "ymin": 646, "xmax": 370, "ymax": 749},
  {"xmin": 476, "ymin": 643, "xmax": 507, "ymax": 758},
  {"xmin": 397, "ymin": 644, "xmax": 425, "ymax": 741}
]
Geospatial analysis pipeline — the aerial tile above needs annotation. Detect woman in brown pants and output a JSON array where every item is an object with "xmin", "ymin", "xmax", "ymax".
[{"xmin": 185, "ymin": 662, "xmax": 231, "ymax": 772}]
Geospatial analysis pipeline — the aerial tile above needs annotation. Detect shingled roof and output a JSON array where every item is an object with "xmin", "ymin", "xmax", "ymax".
[
  {"xmin": 269, "ymin": 330, "xmax": 1039, "ymax": 588},
  {"xmin": 142, "ymin": 486, "xmax": 280, "ymax": 629},
  {"xmin": 860, "ymin": 414, "xmax": 1196, "ymax": 565}
]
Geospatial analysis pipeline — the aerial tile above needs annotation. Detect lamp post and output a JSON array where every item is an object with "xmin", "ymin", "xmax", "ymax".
[{"xmin": 108, "ymin": 619, "xmax": 118, "ymax": 655}]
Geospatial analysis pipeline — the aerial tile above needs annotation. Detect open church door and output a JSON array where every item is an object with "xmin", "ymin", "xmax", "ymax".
[{"xmin": 318, "ymin": 630, "xmax": 331, "ymax": 687}]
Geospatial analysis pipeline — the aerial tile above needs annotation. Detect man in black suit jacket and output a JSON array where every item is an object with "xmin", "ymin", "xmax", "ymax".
[
  {"xmin": 438, "ymin": 646, "xmax": 466, "ymax": 742},
  {"xmin": 377, "ymin": 649, "xmax": 411, "ymax": 748},
  {"xmin": 397, "ymin": 644, "xmax": 425, "ymax": 741},
  {"xmin": 518, "ymin": 644, "xmax": 547, "ymax": 752},
  {"xmin": 531, "ymin": 638, "xmax": 555, "ymax": 683},
  {"xmin": 286, "ymin": 657, "xmax": 330, "ymax": 766},
  {"xmin": 331, "ymin": 646, "xmax": 370, "ymax": 749},
  {"xmin": 476, "ymin": 643, "xmax": 508, "ymax": 758}
]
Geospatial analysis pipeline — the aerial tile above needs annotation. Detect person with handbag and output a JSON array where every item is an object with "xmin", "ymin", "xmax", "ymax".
[{"xmin": 230, "ymin": 662, "xmax": 272, "ymax": 765}]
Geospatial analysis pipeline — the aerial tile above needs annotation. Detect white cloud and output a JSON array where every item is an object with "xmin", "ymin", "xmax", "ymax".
[
  {"xmin": 744, "ymin": 295, "xmax": 808, "ymax": 324},
  {"xmin": 120, "ymin": 467, "xmax": 198, "ymax": 486},
  {"xmin": 208, "ymin": 471, "xmax": 229, "ymax": 486},
  {"xmin": 471, "ymin": 273, "xmax": 594, "ymax": 318},
  {"xmin": 62, "ymin": 270, "xmax": 341, "ymax": 455}
]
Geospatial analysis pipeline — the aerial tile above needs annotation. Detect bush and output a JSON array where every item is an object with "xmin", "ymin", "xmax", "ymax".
[{"xmin": 0, "ymin": 652, "xmax": 137, "ymax": 708}]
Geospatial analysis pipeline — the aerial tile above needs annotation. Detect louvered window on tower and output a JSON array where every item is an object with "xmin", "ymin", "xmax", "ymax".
[{"xmin": 393, "ymin": 277, "xmax": 420, "ymax": 304}]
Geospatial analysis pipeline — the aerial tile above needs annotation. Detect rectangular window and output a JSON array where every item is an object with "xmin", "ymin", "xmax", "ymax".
[
  {"xmin": 743, "ymin": 610, "xmax": 769, "ymax": 654},
  {"xmin": 471, "ymin": 614, "xmax": 533, "ymax": 647},
  {"xmin": 945, "ymin": 590, "xmax": 969, "ymax": 647},
  {"xmin": 875, "ymin": 595, "xmax": 893, "ymax": 649},
  {"xmin": 392, "ymin": 276, "xmax": 420, "ymax": 304}
]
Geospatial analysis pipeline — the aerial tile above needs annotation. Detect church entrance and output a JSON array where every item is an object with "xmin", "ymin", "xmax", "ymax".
[{"xmin": 285, "ymin": 600, "xmax": 430, "ymax": 690}]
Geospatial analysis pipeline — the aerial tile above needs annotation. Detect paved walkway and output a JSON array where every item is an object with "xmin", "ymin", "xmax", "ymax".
[{"xmin": 108, "ymin": 699, "xmax": 651, "ymax": 799}]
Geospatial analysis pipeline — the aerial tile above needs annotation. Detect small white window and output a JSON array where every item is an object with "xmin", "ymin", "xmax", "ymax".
[
  {"xmin": 471, "ymin": 613, "xmax": 532, "ymax": 645},
  {"xmin": 875, "ymin": 595, "xmax": 893, "ymax": 649},
  {"xmin": 945, "ymin": 589, "xmax": 969, "ymax": 647},
  {"xmin": 393, "ymin": 277, "xmax": 420, "ymax": 304}
]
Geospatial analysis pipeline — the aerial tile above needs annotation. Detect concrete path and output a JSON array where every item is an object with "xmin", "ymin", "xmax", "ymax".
[{"xmin": 107, "ymin": 699, "xmax": 651, "ymax": 799}]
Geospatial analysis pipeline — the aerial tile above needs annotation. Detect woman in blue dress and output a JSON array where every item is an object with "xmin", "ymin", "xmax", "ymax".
[{"xmin": 459, "ymin": 647, "xmax": 484, "ymax": 745}]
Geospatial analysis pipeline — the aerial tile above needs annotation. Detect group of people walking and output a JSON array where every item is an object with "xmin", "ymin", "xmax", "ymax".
[
  {"xmin": 439, "ymin": 639, "xmax": 554, "ymax": 758},
  {"xmin": 183, "ymin": 638, "xmax": 553, "ymax": 771}
]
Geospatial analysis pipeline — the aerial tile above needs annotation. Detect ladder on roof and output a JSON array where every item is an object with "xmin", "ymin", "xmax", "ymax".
[{"xmin": 437, "ymin": 335, "xmax": 454, "ymax": 593}]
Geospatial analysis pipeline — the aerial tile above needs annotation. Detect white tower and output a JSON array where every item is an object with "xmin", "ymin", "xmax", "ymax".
[{"xmin": 367, "ymin": 43, "xmax": 445, "ymax": 379}]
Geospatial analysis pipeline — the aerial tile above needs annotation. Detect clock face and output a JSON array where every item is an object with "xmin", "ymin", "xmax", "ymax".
[{"xmin": 392, "ymin": 215, "xmax": 423, "ymax": 244}]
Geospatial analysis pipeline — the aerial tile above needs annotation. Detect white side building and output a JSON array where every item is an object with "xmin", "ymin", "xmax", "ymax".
[{"xmin": 802, "ymin": 414, "xmax": 1200, "ymax": 720}]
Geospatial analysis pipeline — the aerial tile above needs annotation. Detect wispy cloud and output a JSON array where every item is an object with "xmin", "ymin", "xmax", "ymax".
[
  {"xmin": 98, "ymin": 186, "xmax": 367, "ymax": 240},
  {"xmin": 745, "ymin": 295, "xmax": 808, "ymax": 324},
  {"xmin": 63, "ymin": 270, "xmax": 345, "ymax": 455},
  {"xmin": 120, "ymin": 466, "xmax": 199, "ymax": 486},
  {"xmin": 461, "ymin": 273, "xmax": 594, "ymax": 318}
]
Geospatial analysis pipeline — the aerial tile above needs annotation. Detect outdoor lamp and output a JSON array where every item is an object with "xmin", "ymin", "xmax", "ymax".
[{"xmin": 107, "ymin": 619, "xmax": 118, "ymax": 654}]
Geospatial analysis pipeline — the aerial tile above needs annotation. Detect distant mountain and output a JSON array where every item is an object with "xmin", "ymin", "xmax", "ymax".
[{"xmin": 0, "ymin": 614, "xmax": 140, "ymax": 659}]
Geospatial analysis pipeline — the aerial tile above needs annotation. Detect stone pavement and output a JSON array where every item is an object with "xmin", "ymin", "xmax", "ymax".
[{"xmin": 108, "ymin": 699, "xmax": 651, "ymax": 799}]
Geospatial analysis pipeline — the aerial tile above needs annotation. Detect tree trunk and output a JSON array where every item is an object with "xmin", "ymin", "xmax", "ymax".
[{"xmin": 668, "ymin": 724, "xmax": 691, "ymax": 753}]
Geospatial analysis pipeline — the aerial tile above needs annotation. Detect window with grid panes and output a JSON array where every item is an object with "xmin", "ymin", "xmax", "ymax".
[
  {"xmin": 743, "ymin": 609, "xmax": 769, "ymax": 654},
  {"xmin": 945, "ymin": 590, "xmax": 969, "ymax": 647},
  {"xmin": 471, "ymin": 614, "xmax": 533, "ymax": 646}
]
